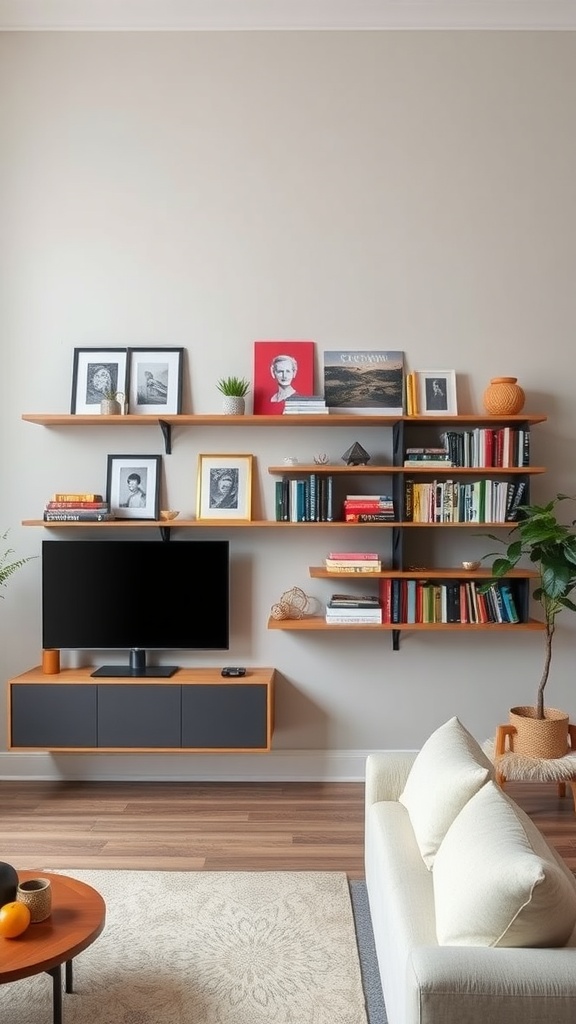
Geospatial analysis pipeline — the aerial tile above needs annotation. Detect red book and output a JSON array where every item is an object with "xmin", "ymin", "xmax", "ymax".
[{"xmin": 45, "ymin": 501, "xmax": 108, "ymax": 509}]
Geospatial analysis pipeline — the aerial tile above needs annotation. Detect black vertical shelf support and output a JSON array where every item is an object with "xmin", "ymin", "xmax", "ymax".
[
  {"xmin": 391, "ymin": 418, "xmax": 405, "ymax": 650},
  {"xmin": 159, "ymin": 419, "xmax": 172, "ymax": 454}
]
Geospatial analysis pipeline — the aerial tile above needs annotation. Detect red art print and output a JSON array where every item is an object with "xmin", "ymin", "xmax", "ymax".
[{"xmin": 253, "ymin": 341, "xmax": 315, "ymax": 415}]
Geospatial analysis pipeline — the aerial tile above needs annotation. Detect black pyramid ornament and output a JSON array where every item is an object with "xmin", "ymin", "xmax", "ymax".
[{"xmin": 341, "ymin": 442, "xmax": 371, "ymax": 466}]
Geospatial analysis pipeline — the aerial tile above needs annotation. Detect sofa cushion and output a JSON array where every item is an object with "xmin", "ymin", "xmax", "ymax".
[
  {"xmin": 398, "ymin": 716, "xmax": 493, "ymax": 868},
  {"xmin": 433, "ymin": 780, "xmax": 576, "ymax": 947}
]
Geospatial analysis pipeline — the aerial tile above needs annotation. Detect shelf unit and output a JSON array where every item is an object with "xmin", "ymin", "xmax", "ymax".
[{"xmin": 22, "ymin": 410, "xmax": 548, "ymax": 644}]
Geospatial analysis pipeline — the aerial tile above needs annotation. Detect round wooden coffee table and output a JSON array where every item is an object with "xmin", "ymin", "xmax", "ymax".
[{"xmin": 0, "ymin": 870, "xmax": 106, "ymax": 1024}]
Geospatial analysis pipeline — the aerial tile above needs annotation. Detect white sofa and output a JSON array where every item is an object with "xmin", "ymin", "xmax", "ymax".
[{"xmin": 364, "ymin": 718, "xmax": 576, "ymax": 1024}]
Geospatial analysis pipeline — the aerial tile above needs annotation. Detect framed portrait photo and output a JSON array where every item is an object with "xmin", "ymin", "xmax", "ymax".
[
  {"xmin": 71, "ymin": 348, "xmax": 128, "ymax": 414},
  {"xmin": 106, "ymin": 454, "xmax": 162, "ymax": 520},
  {"xmin": 415, "ymin": 370, "xmax": 458, "ymax": 416},
  {"xmin": 127, "ymin": 347, "xmax": 183, "ymax": 415},
  {"xmin": 197, "ymin": 454, "xmax": 254, "ymax": 521}
]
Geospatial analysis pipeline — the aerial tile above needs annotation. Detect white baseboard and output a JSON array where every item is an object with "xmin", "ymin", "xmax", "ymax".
[{"xmin": 0, "ymin": 749, "xmax": 392, "ymax": 782}]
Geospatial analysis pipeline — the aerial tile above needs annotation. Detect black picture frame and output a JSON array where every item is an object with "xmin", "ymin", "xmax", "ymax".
[
  {"xmin": 106, "ymin": 454, "xmax": 162, "ymax": 520},
  {"xmin": 71, "ymin": 348, "xmax": 128, "ymax": 414},
  {"xmin": 127, "ymin": 347, "xmax": 184, "ymax": 414}
]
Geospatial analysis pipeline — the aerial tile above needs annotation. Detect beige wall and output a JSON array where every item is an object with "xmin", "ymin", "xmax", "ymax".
[{"xmin": 1, "ymin": 30, "xmax": 575, "ymax": 778}]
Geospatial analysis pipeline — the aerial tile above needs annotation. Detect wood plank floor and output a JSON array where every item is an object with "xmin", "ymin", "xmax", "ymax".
[{"xmin": 1, "ymin": 779, "xmax": 576, "ymax": 879}]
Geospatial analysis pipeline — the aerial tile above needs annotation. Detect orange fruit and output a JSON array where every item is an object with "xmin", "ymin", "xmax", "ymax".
[{"xmin": 0, "ymin": 901, "xmax": 31, "ymax": 938}]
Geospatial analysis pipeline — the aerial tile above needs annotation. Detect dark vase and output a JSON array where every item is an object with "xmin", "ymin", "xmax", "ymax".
[{"xmin": 0, "ymin": 861, "xmax": 18, "ymax": 906}]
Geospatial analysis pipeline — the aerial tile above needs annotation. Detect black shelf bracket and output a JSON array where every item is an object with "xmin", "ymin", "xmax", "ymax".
[
  {"xmin": 159, "ymin": 525, "xmax": 172, "ymax": 542},
  {"xmin": 392, "ymin": 629, "xmax": 400, "ymax": 651},
  {"xmin": 159, "ymin": 419, "xmax": 172, "ymax": 454}
]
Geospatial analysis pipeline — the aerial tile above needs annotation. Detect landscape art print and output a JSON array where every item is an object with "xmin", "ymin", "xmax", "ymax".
[
  {"xmin": 253, "ymin": 341, "xmax": 315, "ymax": 415},
  {"xmin": 323, "ymin": 350, "xmax": 405, "ymax": 415}
]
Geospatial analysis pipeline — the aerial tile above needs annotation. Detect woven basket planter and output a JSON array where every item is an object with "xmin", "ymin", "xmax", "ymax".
[{"xmin": 509, "ymin": 706, "xmax": 569, "ymax": 759}]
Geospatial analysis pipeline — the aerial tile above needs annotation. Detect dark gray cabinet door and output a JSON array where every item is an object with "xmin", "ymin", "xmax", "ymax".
[
  {"xmin": 97, "ymin": 684, "xmax": 181, "ymax": 747},
  {"xmin": 181, "ymin": 684, "xmax": 268, "ymax": 748},
  {"xmin": 11, "ymin": 684, "xmax": 97, "ymax": 747}
]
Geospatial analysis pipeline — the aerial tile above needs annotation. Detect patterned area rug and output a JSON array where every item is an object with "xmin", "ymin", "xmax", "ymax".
[{"xmin": 1, "ymin": 869, "xmax": 369, "ymax": 1024}]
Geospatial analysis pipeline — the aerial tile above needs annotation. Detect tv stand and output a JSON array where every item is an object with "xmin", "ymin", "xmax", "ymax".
[
  {"xmin": 8, "ymin": 666, "xmax": 275, "ymax": 752},
  {"xmin": 90, "ymin": 648, "xmax": 178, "ymax": 678}
]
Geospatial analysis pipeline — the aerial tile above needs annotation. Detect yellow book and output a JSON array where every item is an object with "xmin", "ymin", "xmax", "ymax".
[{"xmin": 52, "ymin": 492, "xmax": 103, "ymax": 502}]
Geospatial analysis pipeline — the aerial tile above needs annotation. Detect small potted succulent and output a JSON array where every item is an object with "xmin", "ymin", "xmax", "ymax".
[
  {"xmin": 483, "ymin": 493, "xmax": 576, "ymax": 757},
  {"xmin": 100, "ymin": 388, "xmax": 125, "ymax": 415},
  {"xmin": 216, "ymin": 376, "xmax": 250, "ymax": 415}
]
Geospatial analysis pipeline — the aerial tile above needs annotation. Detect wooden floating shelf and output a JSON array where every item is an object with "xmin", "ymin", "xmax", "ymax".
[
  {"xmin": 267, "ymin": 616, "xmax": 545, "ymax": 632},
  {"xmin": 22, "ymin": 413, "xmax": 548, "ymax": 427},
  {"xmin": 268, "ymin": 465, "xmax": 546, "ymax": 475},
  {"xmin": 308, "ymin": 567, "xmax": 539, "ymax": 580}
]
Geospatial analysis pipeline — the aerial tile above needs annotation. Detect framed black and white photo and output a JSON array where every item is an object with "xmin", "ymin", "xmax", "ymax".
[
  {"xmin": 127, "ymin": 348, "xmax": 183, "ymax": 415},
  {"xmin": 71, "ymin": 348, "xmax": 128, "ymax": 414},
  {"xmin": 415, "ymin": 370, "xmax": 458, "ymax": 416},
  {"xmin": 106, "ymin": 454, "xmax": 161, "ymax": 520},
  {"xmin": 197, "ymin": 454, "xmax": 254, "ymax": 521}
]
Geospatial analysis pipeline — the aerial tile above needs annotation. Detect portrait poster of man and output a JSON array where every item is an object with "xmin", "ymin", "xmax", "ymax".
[
  {"xmin": 209, "ymin": 468, "xmax": 239, "ymax": 510},
  {"xmin": 253, "ymin": 340, "xmax": 315, "ymax": 415}
]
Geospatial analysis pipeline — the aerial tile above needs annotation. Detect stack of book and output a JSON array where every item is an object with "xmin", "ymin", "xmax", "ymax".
[
  {"xmin": 43, "ymin": 493, "xmax": 114, "ymax": 522},
  {"xmin": 343, "ymin": 494, "xmax": 395, "ymax": 522},
  {"xmin": 403, "ymin": 447, "xmax": 452, "ymax": 467},
  {"xmin": 325, "ymin": 593, "xmax": 382, "ymax": 624},
  {"xmin": 283, "ymin": 395, "xmax": 328, "ymax": 414},
  {"xmin": 324, "ymin": 551, "xmax": 382, "ymax": 573}
]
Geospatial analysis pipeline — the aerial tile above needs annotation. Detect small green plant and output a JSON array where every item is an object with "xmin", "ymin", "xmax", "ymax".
[
  {"xmin": 483, "ymin": 494, "xmax": 576, "ymax": 718},
  {"xmin": 216, "ymin": 376, "xmax": 250, "ymax": 398},
  {"xmin": 0, "ymin": 531, "xmax": 35, "ymax": 599}
]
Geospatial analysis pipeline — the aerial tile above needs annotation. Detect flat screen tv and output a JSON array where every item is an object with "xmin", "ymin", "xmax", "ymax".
[{"xmin": 42, "ymin": 539, "xmax": 229, "ymax": 678}]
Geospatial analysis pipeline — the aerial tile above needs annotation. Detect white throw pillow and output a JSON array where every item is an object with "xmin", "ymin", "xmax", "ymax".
[
  {"xmin": 434, "ymin": 780, "xmax": 576, "ymax": 947},
  {"xmin": 398, "ymin": 716, "xmax": 493, "ymax": 868}
]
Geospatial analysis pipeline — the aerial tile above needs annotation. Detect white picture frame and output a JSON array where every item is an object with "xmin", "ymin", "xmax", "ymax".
[
  {"xmin": 106, "ymin": 454, "xmax": 162, "ymax": 520},
  {"xmin": 197, "ymin": 454, "xmax": 254, "ymax": 521},
  {"xmin": 415, "ymin": 370, "xmax": 458, "ymax": 416}
]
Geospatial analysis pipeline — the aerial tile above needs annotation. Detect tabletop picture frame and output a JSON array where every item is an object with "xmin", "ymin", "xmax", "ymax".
[
  {"xmin": 197, "ymin": 454, "xmax": 254, "ymax": 521},
  {"xmin": 106, "ymin": 454, "xmax": 161, "ymax": 520},
  {"xmin": 127, "ymin": 347, "xmax": 183, "ymax": 415},
  {"xmin": 415, "ymin": 369, "xmax": 458, "ymax": 416},
  {"xmin": 71, "ymin": 348, "xmax": 128, "ymax": 414}
]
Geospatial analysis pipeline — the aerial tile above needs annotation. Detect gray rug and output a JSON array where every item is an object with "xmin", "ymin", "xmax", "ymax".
[{"xmin": 350, "ymin": 880, "xmax": 387, "ymax": 1024}]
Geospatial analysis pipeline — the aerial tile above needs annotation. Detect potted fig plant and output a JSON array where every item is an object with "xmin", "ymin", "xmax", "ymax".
[
  {"xmin": 216, "ymin": 376, "xmax": 250, "ymax": 415},
  {"xmin": 483, "ymin": 493, "xmax": 576, "ymax": 757}
]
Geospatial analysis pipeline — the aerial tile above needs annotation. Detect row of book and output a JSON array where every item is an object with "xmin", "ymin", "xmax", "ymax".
[
  {"xmin": 325, "ymin": 592, "xmax": 382, "ymax": 624},
  {"xmin": 282, "ymin": 395, "xmax": 328, "ymax": 415},
  {"xmin": 274, "ymin": 475, "xmax": 334, "ymax": 521},
  {"xmin": 324, "ymin": 550, "xmax": 382, "ymax": 573},
  {"xmin": 378, "ymin": 578, "xmax": 520, "ymax": 624},
  {"xmin": 440, "ymin": 428, "xmax": 530, "ymax": 468},
  {"xmin": 343, "ymin": 494, "xmax": 395, "ymax": 523},
  {"xmin": 404, "ymin": 479, "xmax": 526, "ymax": 523},
  {"xmin": 43, "ymin": 493, "xmax": 115, "ymax": 522}
]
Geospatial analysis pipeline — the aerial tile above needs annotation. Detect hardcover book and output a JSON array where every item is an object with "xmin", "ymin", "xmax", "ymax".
[{"xmin": 323, "ymin": 350, "xmax": 405, "ymax": 415}]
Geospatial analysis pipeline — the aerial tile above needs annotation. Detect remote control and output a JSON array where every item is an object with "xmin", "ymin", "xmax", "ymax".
[{"xmin": 221, "ymin": 666, "xmax": 246, "ymax": 677}]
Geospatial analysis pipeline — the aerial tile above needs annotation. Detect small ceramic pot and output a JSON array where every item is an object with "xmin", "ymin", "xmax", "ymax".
[
  {"xmin": 100, "ymin": 398, "xmax": 122, "ymax": 415},
  {"xmin": 222, "ymin": 396, "xmax": 245, "ymax": 415},
  {"xmin": 16, "ymin": 878, "xmax": 52, "ymax": 922}
]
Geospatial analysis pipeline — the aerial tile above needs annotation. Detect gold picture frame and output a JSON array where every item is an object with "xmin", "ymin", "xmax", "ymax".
[{"xmin": 197, "ymin": 454, "xmax": 254, "ymax": 521}]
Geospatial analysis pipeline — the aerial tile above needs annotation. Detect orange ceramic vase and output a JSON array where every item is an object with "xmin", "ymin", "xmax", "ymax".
[{"xmin": 483, "ymin": 376, "xmax": 525, "ymax": 415}]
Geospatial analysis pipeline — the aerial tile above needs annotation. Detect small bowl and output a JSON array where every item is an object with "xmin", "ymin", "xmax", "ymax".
[
  {"xmin": 461, "ymin": 560, "xmax": 481, "ymax": 571},
  {"xmin": 159, "ymin": 510, "xmax": 180, "ymax": 521}
]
